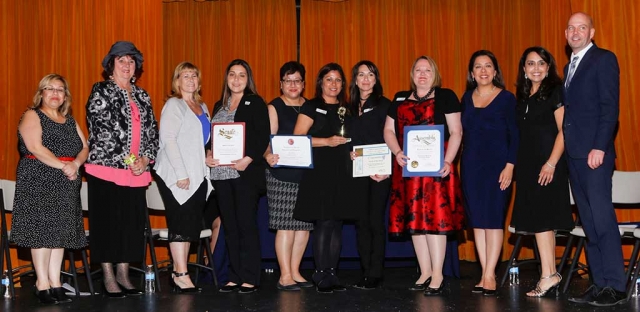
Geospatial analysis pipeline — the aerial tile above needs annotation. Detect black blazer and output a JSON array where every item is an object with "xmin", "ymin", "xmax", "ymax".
[
  {"xmin": 562, "ymin": 44, "xmax": 619, "ymax": 159},
  {"xmin": 211, "ymin": 93, "xmax": 270, "ymax": 192}
]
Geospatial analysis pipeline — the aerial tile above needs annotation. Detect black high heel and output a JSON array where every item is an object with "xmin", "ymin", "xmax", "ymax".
[
  {"xmin": 526, "ymin": 272, "xmax": 562, "ymax": 298},
  {"xmin": 50, "ymin": 287, "xmax": 72, "ymax": 303},
  {"xmin": 101, "ymin": 284, "xmax": 126, "ymax": 298},
  {"xmin": 423, "ymin": 280, "xmax": 445, "ymax": 296},
  {"xmin": 33, "ymin": 286, "xmax": 58, "ymax": 305},
  {"xmin": 170, "ymin": 272, "xmax": 202, "ymax": 293},
  {"xmin": 313, "ymin": 269, "xmax": 333, "ymax": 293},
  {"xmin": 409, "ymin": 277, "xmax": 432, "ymax": 291},
  {"xmin": 116, "ymin": 282, "xmax": 144, "ymax": 295}
]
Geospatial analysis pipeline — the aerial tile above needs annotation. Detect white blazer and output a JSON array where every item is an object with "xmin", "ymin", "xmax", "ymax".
[{"xmin": 154, "ymin": 97, "xmax": 212, "ymax": 204}]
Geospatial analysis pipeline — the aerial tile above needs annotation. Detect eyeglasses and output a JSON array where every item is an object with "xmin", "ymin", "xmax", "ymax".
[
  {"xmin": 42, "ymin": 87, "xmax": 66, "ymax": 94},
  {"xmin": 282, "ymin": 79, "xmax": 303, "ymax": 86}
]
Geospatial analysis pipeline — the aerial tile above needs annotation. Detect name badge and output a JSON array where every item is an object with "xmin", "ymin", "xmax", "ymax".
[
  {"xmin": 396, "ymin": 97, "xmax": 406, "ymax": 101},
  {"xmin": 316, "ymin": 108, "xmax": 327, "ymax": 114},
  {"xmin": 363, "ymin": 108, "xmax": 373, "ymax": 113},
  {"xmin": 244, "ymin": 101, "xmax": 251, "ymax": 105}
]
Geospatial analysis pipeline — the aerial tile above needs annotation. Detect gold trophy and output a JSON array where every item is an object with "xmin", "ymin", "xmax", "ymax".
[{"xmin": 337, "ymin": 106, "xmax": 351, "ymax": 142}]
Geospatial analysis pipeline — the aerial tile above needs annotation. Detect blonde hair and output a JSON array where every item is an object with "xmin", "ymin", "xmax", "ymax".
[
  {"xmin": 31, "ymin": 74, "xmax": 72, "ymax": 115},
  {"xmin": 410, "ymin": 56, "xmax": 442, "ymax": 90},
  {"xmin": 170, "ymin": 62, "xmax": 203, "ymax": 104}
]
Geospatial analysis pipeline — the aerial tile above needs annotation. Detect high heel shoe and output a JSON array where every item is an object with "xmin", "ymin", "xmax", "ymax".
[
  {"xmin": 50, "ymin": 287, "xmax": 72, "ymax": 303},
  {"xmin": 33, "ymin": 286, "xmax": 58, "ymax": 304},
  {"xmin": 116, "ymin": 282, "xmax": 144, "ymax": 295},
  {"xmin": 409, "ymin": 277, "xmax": 432, "ymax": 291},
  {"xmin": 101, "ymin": 284, "xmax": 126, "ymax": 298},
  {"xmin": 170, "ymin": 272, "xmax": 202, "ymax": 293},
  {"xmin": 423, "ymin": 280, "xmax": 445, "ymax": 296},
  {"xmin": 527, "ymin": 272, "xmax": 562, "ymax": 298}
]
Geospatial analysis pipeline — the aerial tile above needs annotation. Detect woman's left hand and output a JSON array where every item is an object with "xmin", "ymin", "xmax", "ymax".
[
  {"xmin": 350, "ymin": 151, "xmax": 358, "ymax": 161},
  {"xmin": 369, "ymin": 174, "xmax": 389, "ymax": 182},
  {"xmin": 439, "ymin": 161, "xmax": 452, "ymax": 178},
  {"xmin": 538, "ymin": 163, "xmax": 555, "ymax": 186},
  {"xmin": 130, "ymin": 157, "xmax": 149, "ymax": 176},
  {"xmin": 232, "ymin": 156, "xmax": 252, "ymax": 171},
  {"xmin": 498, "ymin": 164, "xmax": 514, "ymax": 191}
]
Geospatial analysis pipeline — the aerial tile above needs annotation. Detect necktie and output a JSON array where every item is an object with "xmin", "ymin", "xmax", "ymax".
[{"xmin": 565, "ymin": 56, "xmax": 579, "ymax": 88}]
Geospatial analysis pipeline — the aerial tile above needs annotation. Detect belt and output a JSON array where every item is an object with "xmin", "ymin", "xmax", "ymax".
[{"xmin": 24, "ymin": 155, "xmax": 75, "ymax": 161}]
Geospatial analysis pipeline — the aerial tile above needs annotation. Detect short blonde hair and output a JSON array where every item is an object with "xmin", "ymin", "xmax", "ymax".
[
  {"xmin": 171, "ymin": 62, "xmax": 203, "ymax": 104},
  {"xmin": 31, "ymin": 74, "xmax": 72, "ymax": 115},
  {"xmin": 410, "ymin": 56, "xmax": 442, "ymax": 90}
]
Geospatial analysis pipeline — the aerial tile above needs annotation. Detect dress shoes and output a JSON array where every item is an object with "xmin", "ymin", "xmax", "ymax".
[
  {"xmin": 482, "ymin": 288, "xmax": 497, "ymax": 296},
  {"xmin": 277, "ymin": 282, "xmax": 301, "ymax": 291},
  {"xmin": 362, "ymin": 277, "xmax": 381, "ymax": 290},
  {"xmin": 219, "ymin": 283, "xmax": 240, "ymax": 293},
  {"xmin": 117, "ymin": 282, "xmax": 144, "ymax": 295},
  {"xmin": 568, "ymin": 284, "xmax": 599, "ymax": 304},
  {"xmin": 170, "ymin": 272, "xmax": 202, "ymax": 293},
  {"xmin": 50, "ymin": 287, "xmax": 72, "ymax": 303},
  {"xmin": 33, "ymin": 286, "xmax": 58, "ymax": 305},
  {"xmin": 409, "ymin": 277, "xmax": 431, "ymax": 291},
  {"xmin": 589, "ymin": 287, "xmax": 627, "ymax": 307},
  {"xmin": 353, "ymin": 277, "xmax": 368, "ymax": 289},
  {"xmin": 471, "ymin": 286, "xmax": 484, "ymax": 293},
  {"xmin": 238, "ymin": 285, "xmax": 258, "ymax": 294},
  {"xmin": 101, "ymin": 284, "xmax": 126, "ymax": 298},
  {"xmin": 294, "ymin": 280, "xmax": 314, "ymax": 288},
  {"xmin": 423, "ymin": 280, "xmax": 445, "ymax": 296}
]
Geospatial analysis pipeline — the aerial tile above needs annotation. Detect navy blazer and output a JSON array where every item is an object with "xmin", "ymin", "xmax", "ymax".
[{"xmin": 562, "ymin": 44, "xmax": 620, "ymax": 159}]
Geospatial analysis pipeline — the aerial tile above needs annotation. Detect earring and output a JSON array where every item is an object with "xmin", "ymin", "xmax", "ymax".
[
  {"xmin": 524, "ymin": 74, "xmax": 528, "ymax": 79},
  {"xmin": 131, "ymin": 77, "xmax": 136, "ymax": 83},
  {"xmin": 472, "ymin": 76, "xmax": 475, "ymax": 82},
  {"xmin": 546, "ymin": 73, "xmax": 548, "ymax": 78}
]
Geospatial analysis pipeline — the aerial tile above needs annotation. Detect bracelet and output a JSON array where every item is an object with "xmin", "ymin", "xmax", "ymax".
[
  {"xmin": 546, "ymin": 162, "xmax": 556, "ymax": 169},
  {"xmin": 395, "ymin": 150, "xmax": 403, "ymax": 156}
]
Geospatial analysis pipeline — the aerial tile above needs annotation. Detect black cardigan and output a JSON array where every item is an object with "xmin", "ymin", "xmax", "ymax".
[{"xmin": 210, "ymin": 93, "xmax": 270, "ymax": 192}]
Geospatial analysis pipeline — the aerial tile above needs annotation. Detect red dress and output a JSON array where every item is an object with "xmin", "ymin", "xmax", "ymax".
[{"xmin": 388, "ymin": 98, "xmax": 464, "ymax": 235}]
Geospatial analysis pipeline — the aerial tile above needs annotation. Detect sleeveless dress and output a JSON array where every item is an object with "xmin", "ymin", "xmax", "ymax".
[
  {"xmin": 11, "ymin": 109, "xmax": 87, "ymax": 249},
  {"xmin": 266, "ymin": 98, "xmax": 313, "ymax": 230},
  {"xmin": 511, "ymin": 86, "xmax": 573, "ymax": 232},
  {"xmin": 388, "ymin": 96, "xmax": 464, "ymax": 235}
]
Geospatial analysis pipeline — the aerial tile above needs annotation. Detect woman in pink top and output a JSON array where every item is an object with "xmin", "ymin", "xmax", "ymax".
[{"xmin": 85, "ymin": 41, "xmax": 159, "ymax": 297}]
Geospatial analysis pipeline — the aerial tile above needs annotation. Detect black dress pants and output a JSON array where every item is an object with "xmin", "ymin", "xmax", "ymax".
[
  {"xmin": 355, "ymin": 178, "xmax": 391, "ymax": 278},
  {"xmin": 213, "ymin": 177, "xmax": 262, "ymax": 285}
]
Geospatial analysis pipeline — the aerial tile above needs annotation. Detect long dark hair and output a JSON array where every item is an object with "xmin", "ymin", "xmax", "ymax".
[
  {"xmin": 465, "ymin": 50, "xmax": 505, "ymax": 91},
  {"xmin": 219, "ymin": 59, "xmax": 258, "ymax": 106},
  {"xmin": 315, "ymin": 63, "xmax": 348, "ymax": 110},
  {"xmin": 515, "ymin": 47, "xmax": 563, "ymax": 102},
  {"xmin": 349, "ymin": 60, "xmax": 384, "ymax": 114}
]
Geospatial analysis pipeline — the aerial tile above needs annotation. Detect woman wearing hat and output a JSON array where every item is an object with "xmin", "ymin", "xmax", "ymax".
[{"xmin": 85, "ymin": 41, "xmax": 159, "ymax": 297}]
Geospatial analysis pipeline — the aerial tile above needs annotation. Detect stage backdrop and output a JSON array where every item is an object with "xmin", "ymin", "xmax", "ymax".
[{"xmin": 1, "ymin": 0, "xmax": 638, "ymax": 271}]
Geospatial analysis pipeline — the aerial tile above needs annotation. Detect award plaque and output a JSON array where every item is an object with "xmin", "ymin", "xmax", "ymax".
[{"xmin": 402, "ymin": 125, "xmax": 444, "ymax": 177}]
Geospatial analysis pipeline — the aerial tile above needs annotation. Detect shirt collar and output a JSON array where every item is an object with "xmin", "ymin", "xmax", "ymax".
[{"xmin": 571, "ymin": 42, "xmax": 594, "ymax": 60}]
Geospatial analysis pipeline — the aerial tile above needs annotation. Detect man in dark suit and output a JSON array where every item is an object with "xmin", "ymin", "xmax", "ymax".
[{"xmin": 562, "ymin": 12, "xmax": 625, "ymax": 307}]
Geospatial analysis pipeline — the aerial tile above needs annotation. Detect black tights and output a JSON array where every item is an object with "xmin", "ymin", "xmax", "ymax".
[{"xmin": 313, "ymin": 219, "xmax": 343, "ymax": 270}]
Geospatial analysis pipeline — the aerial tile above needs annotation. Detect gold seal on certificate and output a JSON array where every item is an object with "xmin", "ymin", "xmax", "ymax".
[
  {"xmin": 402, "ymin": 125, "xmax": 444, "ymax": 177},
  {"xmin": 270, "ymin": 135, "xmax": 313, "ymax": 168},
  {"xmin": 352, "ymin": 143, "xmax": 392, "ymax": 177},
  {"xmin": 211, "ymin": 122, "xmax": 245, "ymax": 165}
]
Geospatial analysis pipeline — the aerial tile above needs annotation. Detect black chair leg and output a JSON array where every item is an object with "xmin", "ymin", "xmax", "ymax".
[
  {"xmin": 67, "ymin": 251, "xmax": 80, "ymax": 296},
  {"xmin": 626, "ymin": 239, "xmax": 640, "ymax": 282},
  {"xmin": 203, "ymin": 237, "xmax": 218, "ymax": 288},
  {"xmin": 500, "ymin": 234, "xmax": 523, "ymax": 287},
  {"xmin": 80, "ymin": 249, "xmax": 94, "ymax": 295},
  {"xmin": 1, "ymin": 232, "xmax": 15, "ymax": 299},
  {"xmin": 194, "ymin": 242, "xmax": 202, "ymax": 283},
  {"xmin": 627, "ymin": 247, "xmax": 640, "ymax": 300},
  {"xmin": 557, "ymin": 235, "xmax": 574, "ymax": 274},
  {"xmin": 563, "ymin": 237, "xmax": 585, "ymax": 294}
]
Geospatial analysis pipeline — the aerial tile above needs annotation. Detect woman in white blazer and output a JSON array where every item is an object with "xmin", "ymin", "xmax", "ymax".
[{"xmin": 154, "ymin": 62, "xmax": 213, "ymax": 292}]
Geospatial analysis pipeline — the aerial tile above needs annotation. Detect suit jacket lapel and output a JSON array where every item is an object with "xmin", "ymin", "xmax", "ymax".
[{"xmin": 568, "ymin": 44, "xmax": 598, "ymax": 89}]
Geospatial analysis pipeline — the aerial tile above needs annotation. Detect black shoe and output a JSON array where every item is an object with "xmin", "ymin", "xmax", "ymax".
[
  {"xmin": 116, "ymin": 282, "xmax": 144, "ymax": 295},
  {"xmin": 332, "ymin": 284, "xmax": 347, "ymax": 292},
  {"xmin": 482, "ymin": 288, "xmax": 497, "ymax": 296},
  {"xmin": 101, "ymin": 284, "xmax": 126, "ymax": 298},
  {"xmin": 294, "ymin": 280, "xmax": 314, "ymax": 288},
  {"xmin": 472, "ymin": 286, "xmax": 484, "ymax": 293},
  {"xmin": 50, "ymin": 287, "xmax": 72, "ymax": 303},
  {"xmin": 589, "ymin": 287, "xmax": 627, "ymax": 307},
  {"xmin": 362, "ymin": 277, "xmax": 381, "ymax": 290},
  {"xmin": 238, "ymin": 285, "xmax": 257, "ymax": 294},
  {"xmin": 424, "ymin": 280, "xmax": 445, "ymax": 296},
  {"xmin": 353, "ymin": 277, "xmax": 368, "ymax": 289},
  {"xmin": 277, "ymin": 282, "xmax": 301, "ymax": 291},
  {"xmin": 170, "ymin": 272, "xmax": 202, "ymax": 293},
  {"xmin": 33, "ymin": 286, "xmax": 58, "ymax": 305},
  {"xmin": 219, "ymin": 283, "xmax": 240, "ymax": 293},
  {"xmin": 316, "ymin": 284, "xmax": 333, "ymax": 293},
  {"xmin": 568, "ymin": 284, "xmax": 600, "ymax": 304},
  {"xmin": 409, "ymin": 277, "xmax": 431, "ymax": 291}
]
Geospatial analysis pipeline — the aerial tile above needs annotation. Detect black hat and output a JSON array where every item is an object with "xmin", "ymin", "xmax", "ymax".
[{"xmin": 101, "ymin": 41, "xmax": 144, "ymax": 71}]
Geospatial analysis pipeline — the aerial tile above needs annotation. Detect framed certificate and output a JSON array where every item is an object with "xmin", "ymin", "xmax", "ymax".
[
  {"xmin": 402, "ymin": 125, "xmax": 444, "ymax": 177},
  {"xmin": 352, "ymin": 143, "xmax": 392, "ymax": 177},
  {"xmin": 211, "ymin": 122, "xmax": 245, "ymax": 166},
  {"xmin": 270, "ymin": 135, "xmax": 314, "ymax": 168}
]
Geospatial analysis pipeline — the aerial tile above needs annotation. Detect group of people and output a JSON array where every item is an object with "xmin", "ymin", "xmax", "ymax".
[{"xmin": 9, "ymin": 11, "xmax": 625, "ymax": 308}]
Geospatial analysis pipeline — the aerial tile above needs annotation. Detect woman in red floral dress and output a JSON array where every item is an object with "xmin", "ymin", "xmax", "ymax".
[{"xmin": 383, "ymin": 56, "xmax": 464, "ymax": 296}]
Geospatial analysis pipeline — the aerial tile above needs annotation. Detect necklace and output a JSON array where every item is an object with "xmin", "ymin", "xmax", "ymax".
[
  {"xmin": 282, "ymin": 96, "xmax": 302, "ymax": 114},
  {"xmin": 475, "ymin": 86, "xmax": 496, "ymax": 97},
  {"xmin": 413, "ymin": 88, "xmax": 435, "ymax": 102}
]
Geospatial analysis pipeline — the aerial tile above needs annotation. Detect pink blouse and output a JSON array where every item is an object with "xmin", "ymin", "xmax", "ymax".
[{"xmin": 85, "ymin": 101, "xmax": 151, "ymax": 187}]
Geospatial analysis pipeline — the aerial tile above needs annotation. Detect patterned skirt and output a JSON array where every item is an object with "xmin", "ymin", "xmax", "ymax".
[{"xmin": 266, "ymin": 170, "xmax": 313, "ymax": 231}]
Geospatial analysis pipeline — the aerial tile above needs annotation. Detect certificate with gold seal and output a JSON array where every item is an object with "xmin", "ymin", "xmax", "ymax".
[
  {"xmin": 212, "ymin": 122, "xmax": 245, "ymax": 166},
  {"xmin": 402, "ymin": 125, "xmax": 444, "ymax": 177},
  {"xmin": 270, "ymin": 135, "xmax": 314, "ymax": 168},
  {"xmin": 352, "ymin": 143, "xmax": 392, "ymax": 177}
]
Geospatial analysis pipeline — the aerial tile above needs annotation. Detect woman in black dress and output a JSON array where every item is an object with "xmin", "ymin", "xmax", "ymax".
[
  {"xmin": 264, "ymin": 61, "xmax": 314, "ymax": 291},
  {"xmin": 293, "ymin": 63, "xmax": 352, "ymax": 293},
  {"xmin": 348, "ymin": 60, "xmax": 392, "ymax": 290},
  {"xmin": 510, "ymin": 47, "xmax": 573, "ymax": 297}
]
